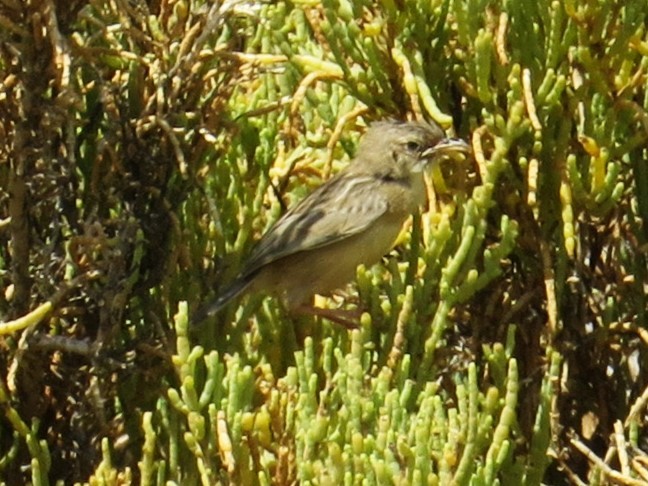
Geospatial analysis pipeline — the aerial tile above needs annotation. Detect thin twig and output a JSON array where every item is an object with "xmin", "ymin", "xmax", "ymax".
[{"xmin": 571, "ymin": 437, "xmax": 647, "ymax": 486}]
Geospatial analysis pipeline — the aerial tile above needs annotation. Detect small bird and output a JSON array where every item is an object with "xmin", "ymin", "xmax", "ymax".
[{"xmin": 193, "ymin": 120, "xmax": 470, "ymax": 325}]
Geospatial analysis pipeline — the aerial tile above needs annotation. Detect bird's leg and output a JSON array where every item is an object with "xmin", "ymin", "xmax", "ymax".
[{"xmin": 293, "ymin": 304, "xmax": 362, "ymax": 329}]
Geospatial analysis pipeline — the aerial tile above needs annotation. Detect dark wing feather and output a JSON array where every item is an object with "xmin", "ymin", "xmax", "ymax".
[{"xmin": 241, "ymin": 172, "xmax": 387, "ymax": 276}]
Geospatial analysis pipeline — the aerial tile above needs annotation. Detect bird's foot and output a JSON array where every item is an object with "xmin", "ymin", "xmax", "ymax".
[{"xmin": 294, "ymin": 305, "xmax": 362, "ymax": 329}]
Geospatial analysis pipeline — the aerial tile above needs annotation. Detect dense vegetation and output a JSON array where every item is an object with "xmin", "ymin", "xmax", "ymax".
[{"xmin": 1, "ymin": 0, "xmax": 647, "ymax": 484}]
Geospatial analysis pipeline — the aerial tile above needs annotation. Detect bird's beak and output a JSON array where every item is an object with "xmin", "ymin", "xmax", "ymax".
[{"xmin": 422, "ymin": 138, "xmax": 471, "ymax": 160}]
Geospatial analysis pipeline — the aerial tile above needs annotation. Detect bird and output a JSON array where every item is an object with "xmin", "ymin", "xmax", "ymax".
[{"xmin": 193, "ymin": 120, "xmax": 470, "ymax": 326}]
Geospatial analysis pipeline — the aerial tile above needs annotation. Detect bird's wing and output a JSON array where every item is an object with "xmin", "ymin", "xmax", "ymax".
[{"xmin": 241, "ymin": 173, "xmax": 387, "ymax": 275}]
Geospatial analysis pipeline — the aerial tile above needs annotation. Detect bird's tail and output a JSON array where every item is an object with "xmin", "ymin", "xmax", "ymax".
[{"xmin": 191, "ymin": 276, "xmax": 252, "ymax": 325}]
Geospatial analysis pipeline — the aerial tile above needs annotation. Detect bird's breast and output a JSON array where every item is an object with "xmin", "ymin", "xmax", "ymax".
[{"xmin": 382, "ymin": 173, "xmax": 427, "ymax": 216}]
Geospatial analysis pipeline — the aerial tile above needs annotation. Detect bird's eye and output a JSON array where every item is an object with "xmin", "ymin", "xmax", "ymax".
[{"xmin": 406, "ymin": 141, "xmax": 421, "ymax": 152}]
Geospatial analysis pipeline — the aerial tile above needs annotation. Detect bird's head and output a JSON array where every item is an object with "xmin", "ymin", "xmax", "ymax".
[{"xmin": 353, "ymin": 120, "xmax": 471, "ymax": 180}]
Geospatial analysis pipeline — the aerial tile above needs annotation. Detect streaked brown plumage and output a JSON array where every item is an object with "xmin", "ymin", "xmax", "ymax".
[{"xmin": 193, "ymin": 120, "xmax": 470, "ymax": 324}]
